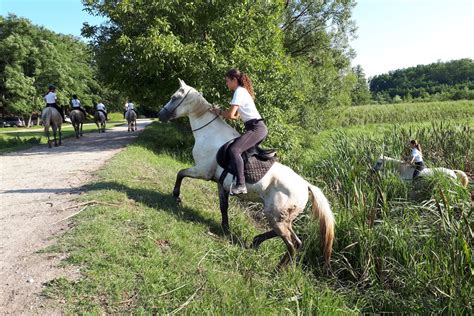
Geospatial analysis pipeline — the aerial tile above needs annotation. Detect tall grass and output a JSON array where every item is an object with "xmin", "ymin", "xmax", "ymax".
[
  {"xmin": 43, "ymin": 106, "xmax": 472, "ymax": 313},
  {"xmin": 297, "ymin": 121, "xmax": 472, "ymax": 313},
  {"xmin": 317, "ymin": 100, "xmax": 474, "ymax": 129}
]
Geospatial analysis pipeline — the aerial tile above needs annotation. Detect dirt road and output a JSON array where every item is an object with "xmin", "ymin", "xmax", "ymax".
[{"xmin": 0, "ymin": 119, "xmax": 152, "ymax": 314}]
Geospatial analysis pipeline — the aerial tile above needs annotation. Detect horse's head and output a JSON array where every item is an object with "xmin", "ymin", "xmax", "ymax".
[
  {"xmin": 158, "ymin": 79, "xmax": 203, "ymax": 122},
  {"xmin": 372, "ymin": 155, "xmax": 385, "ymax": 172}
]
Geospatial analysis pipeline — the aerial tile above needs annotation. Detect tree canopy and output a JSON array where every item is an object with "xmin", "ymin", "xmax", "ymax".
[
  {"xmin": 369, "ymin": 59, "xmax": 474, "ymax": 102},
  {"xmin": 82, "ymin": 0, "xmax": 357, "ymax": 129},
  {"xmin": 0, "ymin": 14, "xmax": 120, "ymax": 121}
]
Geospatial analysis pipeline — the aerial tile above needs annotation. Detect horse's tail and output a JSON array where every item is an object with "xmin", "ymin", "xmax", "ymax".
[
  {"xmin": 308, "ymin": 184, "xmax": 335, "ymax": 265},
  {"xmin": 42, "ymin": 108, "xmax": 50, "ymax": 133},
  {"xmin": 453, "ymin": 170, "xmax": 469, "ymax": 187}
]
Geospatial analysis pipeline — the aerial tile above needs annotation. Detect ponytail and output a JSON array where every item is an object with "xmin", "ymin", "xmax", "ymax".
[
  {"xmin": 225, "ymin": 68, "xmax": 255, "ymax": 99},
  {"xmin": 410, "ymin": 139, "xmax": 422, "ymax": 153}
]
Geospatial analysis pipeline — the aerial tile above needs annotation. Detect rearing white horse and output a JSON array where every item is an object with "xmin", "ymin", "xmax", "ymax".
[
  {"xmin": 158, "ymin": 80, "xmax": 335, "ymax": 267},
  {"xmin": 373, "ymin": 155, "xmax": 469, "ymax": 187}
]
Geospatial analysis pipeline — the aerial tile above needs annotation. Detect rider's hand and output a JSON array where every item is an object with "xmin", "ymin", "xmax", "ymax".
[{"xmin": 209, "ymin": 108, "xmax": 222, "ymax": 115}]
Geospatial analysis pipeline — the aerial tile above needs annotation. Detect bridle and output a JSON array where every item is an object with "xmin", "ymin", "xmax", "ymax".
[{"xmin": 162, "ymin": 88, "xmax": 219, "ymax": 132}]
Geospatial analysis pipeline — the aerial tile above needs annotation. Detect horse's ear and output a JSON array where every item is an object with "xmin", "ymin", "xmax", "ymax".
[{"xmin": 178, "ymin": 78, "xmax": 186, "ymax": 87}]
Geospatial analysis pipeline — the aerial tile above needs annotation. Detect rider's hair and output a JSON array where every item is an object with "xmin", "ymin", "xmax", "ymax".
[
  {"xmin": 225, "ymin": 68, "xmax": 255, "ymax": 100},
  {"xmin": 410, "ymin": 139, "xmax": 422, "ymax": 153},
  {"xmin": 72, "ymin": 94, "xmax": 78, "ymax": 99}
]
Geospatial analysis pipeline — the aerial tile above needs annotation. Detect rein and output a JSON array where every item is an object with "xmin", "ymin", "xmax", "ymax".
[
  {"xmin": 192, "ymin": 114, "xmax": 219, "ymax": 132},
  {"xmin": 161, "ymin": 88, "xmax": 192, "ymax": 116},
  {"xmin": 163, "ymin": 88, "xmax": 219, "ymax": 132}
]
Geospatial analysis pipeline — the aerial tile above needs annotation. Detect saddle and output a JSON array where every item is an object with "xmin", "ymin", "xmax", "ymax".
[{"xmin": 216, "ymin": 139, "xmax": 277, "ymax": 185}]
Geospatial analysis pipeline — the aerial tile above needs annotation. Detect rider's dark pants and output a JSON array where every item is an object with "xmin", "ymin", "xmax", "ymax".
[
  {"xmin": 230, "ymin": 119, "xmax": 268, "ymax": 185},
  {"xmin": 413, "ymin": 161, "xmax": 425, "ymax": 178},
  {"xmin": 46, "ymin": 103, "xmax": 64, "ymax": 119}
]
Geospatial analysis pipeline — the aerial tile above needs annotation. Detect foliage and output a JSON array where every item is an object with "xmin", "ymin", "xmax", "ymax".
[
  {"xmin": 82, "ymin": 0, "xmax": 358, "ymax": 132},
  {"xmin": 369, "ymin": 58, "xmax": 474, "ymax": 102},
  {"xmin": 0, "ymin": 15, "xmax": 122, "ymax": 122}
]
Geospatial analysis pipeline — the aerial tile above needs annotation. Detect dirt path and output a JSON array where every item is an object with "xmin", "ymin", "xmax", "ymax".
[{"xmin": 0, "ymin": 119, "xmax": 152, "ymax": 315}]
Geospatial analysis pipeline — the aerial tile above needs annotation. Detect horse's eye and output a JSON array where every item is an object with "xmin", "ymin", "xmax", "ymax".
[{"xmin": 171, "ymin": 96, "xmax": 177, "ymax": 101}]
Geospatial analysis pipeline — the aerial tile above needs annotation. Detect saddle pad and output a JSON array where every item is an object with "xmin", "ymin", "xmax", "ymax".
[{"xmin": 243, "ymin": 155, "xmax": 277, "ymax": 184}]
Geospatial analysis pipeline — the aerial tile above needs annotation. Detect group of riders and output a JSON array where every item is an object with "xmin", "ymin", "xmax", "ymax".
[
  {"xmin": 45, "ymin": 70, "xmax": 426, "ymax": 193},
  {"xmin": 43, "ymin": 84, "xmax": 138, "ymax": 123}
]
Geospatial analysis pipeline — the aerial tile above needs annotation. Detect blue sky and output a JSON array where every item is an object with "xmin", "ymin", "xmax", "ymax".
[{"xmin": 1, "ymin": 0, "xmax": 473, "ymax": 78}]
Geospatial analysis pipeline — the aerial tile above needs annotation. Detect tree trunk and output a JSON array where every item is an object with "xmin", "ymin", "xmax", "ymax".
[{"xmin": 27, "ymin": 114, "xmax": 33, "ymax": 128}]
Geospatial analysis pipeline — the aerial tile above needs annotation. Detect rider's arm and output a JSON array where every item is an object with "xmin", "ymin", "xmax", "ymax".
[{"xmin": 216, "ymin": 105, "xmax": 240, "ymax": 120}]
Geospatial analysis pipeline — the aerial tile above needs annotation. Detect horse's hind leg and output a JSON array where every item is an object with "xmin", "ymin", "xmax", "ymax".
[
  {"xmin": 53, "ymin": 128, "xmax": 58, "ymax": 147},
  {"xmin": 80, "ymin": 123, "xmax": 83, "ymax": 136},
  {"xmin": 218, "ymin": 183, "xmax": 230, "ymax": 233},
  {"xmin": 288, "ymin": 226, "xmax": 302, "ymax": 250},
  {"xmin": 58, "ymin": 128, "xmax": 62, "ymax": 145},
  {"xmin": 46, "ymin": 130, "xmax": 52, "ymax": 148},
  {"xmin": 273, "ymin": 222, "xmax": 297, "ymax": 268},
  {"xmin": 251, "ymin": 230, "xmax": 278, "ymax": 249}
]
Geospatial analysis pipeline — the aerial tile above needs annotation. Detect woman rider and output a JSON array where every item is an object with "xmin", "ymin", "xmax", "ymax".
[{"xmin": 210, "ymin": 69, "xmax": 268, "ymax": 195}]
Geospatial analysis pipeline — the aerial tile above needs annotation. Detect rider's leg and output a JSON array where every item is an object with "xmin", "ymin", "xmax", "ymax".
[{"xmin": 229, "ymin": 120, "xmax": 268, "ymax": 190}]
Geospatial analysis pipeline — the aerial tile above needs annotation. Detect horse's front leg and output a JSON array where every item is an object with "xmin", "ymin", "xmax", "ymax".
[
  {"xmin": 58, "ymin": 128, "xmax": 62, "ymax": 145},
  {"xmin": 218, "ymin": 183, "xmax": 230, "ymax": 233},
  {"xmin": 80, "ymin": 123, "xmax": 83, "ymax": 136},
  {"xmin": 173, "ymin": 166, "xmax": 213, "ymax": 202}
]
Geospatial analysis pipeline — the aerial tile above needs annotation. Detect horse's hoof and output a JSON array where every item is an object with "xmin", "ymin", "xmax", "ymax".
[
  {"xmin": 175, "ymin": 196, "xmax": 182, "ymax": 204},
  {"xmin": 221, "ymin": 224, "xmax": 230, "ymax": 235}
]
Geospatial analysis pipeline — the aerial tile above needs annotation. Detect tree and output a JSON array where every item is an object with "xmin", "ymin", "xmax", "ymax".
[
  {"xmin": 350, "ymin": 65, "xmax": 371, "ymax": 105},
  {"xmin": 82, "ymin": 0, "xmax": 358, "ymax": 133},
  {"xmin": 0, "ymin": 14, "xmax": 119, "ymax": 124}
]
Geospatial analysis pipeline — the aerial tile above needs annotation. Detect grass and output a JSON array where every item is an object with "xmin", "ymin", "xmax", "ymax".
[
  {"xmin": 316, "ymin": 100, "xmax": 474, "ymax": 129},
  {"xmin": 0, "ymin": 113, "xmax": 126, "ymax": 153},
  {"xmin": 43, "ymin": 101, "xmax": 473, "ymax": 313},
  {"xmin": 43, "ymin": 122, "xmax": 356, "ymax": 314}
]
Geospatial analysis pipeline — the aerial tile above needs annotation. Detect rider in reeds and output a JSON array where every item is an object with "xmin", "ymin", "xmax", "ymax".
[
  {"xmin": 408, "ymin": 139, "xmax": 425, "ymax": 178},
  {"xmin": 210, "ymin": 68, "xmax": 268, "ymax": 195}
]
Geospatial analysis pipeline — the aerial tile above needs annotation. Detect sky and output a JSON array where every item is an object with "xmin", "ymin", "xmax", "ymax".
[{"xmin": 1, "ymin": 0, "xmax": 473, "ymax": 78}]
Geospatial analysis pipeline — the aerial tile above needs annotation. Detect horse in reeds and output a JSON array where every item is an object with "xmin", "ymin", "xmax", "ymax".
[
  {"xmin": 373, "ymin": 155, "xmax": 469, "ymax": 187},
  {"xmin": 94, "ymin": 111, "xmax": 106, "ymax": 133},
  {"xmin": 41, "ymin": 107, "xmax": 62, "ymax": 148},
  {"xmin": 158, "ymin": 80, "xmax": 335, "ymax": 268},
  {"xmin": 70, "ymin": 109, "xmax": 85, "ymax": 138},
  {"xmin": 126, "ymin": 109, "xmax": 137, "ymax": 132}
]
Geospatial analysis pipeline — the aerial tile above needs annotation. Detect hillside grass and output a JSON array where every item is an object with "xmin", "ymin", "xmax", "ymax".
[
  {"xmin": 43, "ymin": 101, "xmax": 473, "ymax": 313},
  {"xmin": 43, "ymin": 122, "xmax": 356, "ymax": 314}
]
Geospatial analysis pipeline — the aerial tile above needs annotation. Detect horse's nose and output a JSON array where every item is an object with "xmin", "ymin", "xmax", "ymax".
[{"xmin": 158, "ymin": 109, "xmax": 169, "ymax": 122}]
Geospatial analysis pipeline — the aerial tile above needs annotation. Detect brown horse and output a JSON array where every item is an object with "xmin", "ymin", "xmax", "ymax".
[
  {"xmin": 41, "ymin": 107, "xmax": 62, "ymax": 148},
  {"xmin": 70, "ymin": 109, "xmax": 85, "ymax": 138}
]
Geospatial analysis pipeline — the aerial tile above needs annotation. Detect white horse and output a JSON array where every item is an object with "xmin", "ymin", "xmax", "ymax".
[
  {"xmin": 41, "ymin": 107, "xmax": 62, "ymax": 148},
  {"xmin": 126, "ymin": 109, "xmax": 137, "ymax": 132},
  {"xmin": 158, "ymin": 80, "xmax": 335, "ymax": 267},
  {"xmin": 373, "ymin": 155, "xmax": 469, "ymax": 187}
]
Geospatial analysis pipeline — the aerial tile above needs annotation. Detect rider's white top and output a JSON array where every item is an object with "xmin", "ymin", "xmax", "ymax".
[
  {"xmin": 96, "ymin": 103, "xmax": 106, "ymax": 112},
  {"xmin": 411, "ymin": 148, "xmax": 423, "ymax": 163},
  {"xmin": 45, "ymin": 92, "xmax": 57, "ymax": 104},
  {"xmin": 230, "ymin": 86, "xmax": 261, "ymax": 122},
  {"xmin": 71, "ymin": 99, "xmax": 81, "ymax": 108},
  {"xmin": 126, "ymin": 102, "xmax": 135, "ymax": 110}
]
